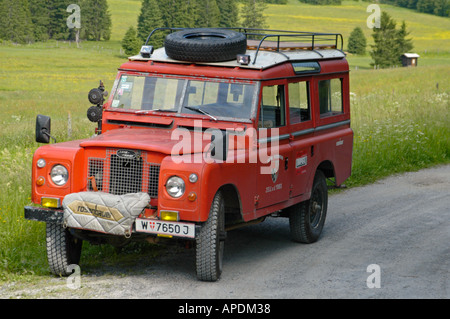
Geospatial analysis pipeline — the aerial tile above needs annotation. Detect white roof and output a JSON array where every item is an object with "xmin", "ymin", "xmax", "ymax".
[
  {"xmin": 129, "ymin": 47, "xmax": 346, "ymax": 70},
  {"xmin": 402, "ymin": 53, "xmax": 420, "ymax": 58}
]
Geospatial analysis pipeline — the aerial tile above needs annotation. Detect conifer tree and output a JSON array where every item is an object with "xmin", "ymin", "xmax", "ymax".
[
  {"xmin": 396, "ymin": 20, "xmax": 413, "ymax": 57},
  {"xmin": 157, "ymin": 0, "xmax": 198, "ymax": 28},
  {"xmin": 28, "ymin": 0, "xmax": 50, "ymax": 41},
  {"xmin": 347, "ymin": 26, "xmax": 366, "ymax": 55},
  {"xmin": 370, "ymin": 12, "xmax": 413, "ymax": 68},
  {"xmin": 433, "ymin": 0, "xmax": 450, "ymax": 16},
  {"xmin": 241, "ymin": 0, "xmax": 267, "ymax": 30},
  {"xmin": 137, "ymin": 0, "xmax": 164, "ymax": 47},
  {"xmin": 0, "ymin": 0, "xmax": 34, "ymax": 43},
  {"xmin": 122, "ymin": 26, "xmax": 142, "ymax": 56},
  {"xmin": 81, "ymin": 0, "xmax": 112, "ymax": 41},
  {"xmin": 370, "ymin": 12, "xmax": 398, "ymax": 68},
  {"xmin": 216, "ymin": 0, "xmax": 239, "ymax": 28},
  {"xmin": 416, "ymin": 0, "xmax": 435, "ymax": 13},
  {"xmin": 47, "ymin": 0, "xmax": 71, "ymax": 40},
  {"xmin": 196, "ymin": 0, "xmax": 220, "ymax": 28}
]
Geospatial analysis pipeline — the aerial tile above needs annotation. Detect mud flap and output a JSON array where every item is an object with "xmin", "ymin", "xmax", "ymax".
[{"xmin": 62, "ymin": 192, "xmax": 150, "ymax": 237}]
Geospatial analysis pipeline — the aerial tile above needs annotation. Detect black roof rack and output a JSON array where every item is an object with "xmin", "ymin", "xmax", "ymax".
[{"xmin": 144, "ymin": 27, "xmax": 344, "ymax": 65}]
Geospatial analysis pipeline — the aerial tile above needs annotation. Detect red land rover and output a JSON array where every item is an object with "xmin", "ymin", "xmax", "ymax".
[{"xmin": 25, "ymin": 28, "xmax": 353, "ymax": 281}]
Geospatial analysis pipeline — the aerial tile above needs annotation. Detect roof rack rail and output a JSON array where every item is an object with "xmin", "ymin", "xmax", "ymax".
[{"xmin": 144, "ymin": 27, "xmax": 344, "ymax": 65}]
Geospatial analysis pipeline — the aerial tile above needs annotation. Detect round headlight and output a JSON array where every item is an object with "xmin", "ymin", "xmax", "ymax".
[
  {"xmin": 166, "ymin": 176, "xmax": 185, "ymax": 198},
  {"xmin": 51, "ymin": 165, "xmax": 69, "ymax": 186}
]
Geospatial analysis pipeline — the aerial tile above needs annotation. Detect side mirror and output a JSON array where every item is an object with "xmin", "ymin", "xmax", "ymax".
[
  {"xmin": 210, "ymin": 130, "xmax": 228, "ymax": 162},
  {"xmin": 35, "ymin": 115, "xmax": 52, "ymax": 143}
]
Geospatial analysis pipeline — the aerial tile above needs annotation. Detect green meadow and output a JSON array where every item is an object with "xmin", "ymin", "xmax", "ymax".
[{"xmin": 0, "ymin": 0, "xmax": 449, "ymax": 282}]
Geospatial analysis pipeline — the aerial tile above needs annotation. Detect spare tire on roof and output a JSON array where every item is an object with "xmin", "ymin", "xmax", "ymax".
[{"xmin": 164, "ymin": 28, "xmax": 247, "ymax": 63}]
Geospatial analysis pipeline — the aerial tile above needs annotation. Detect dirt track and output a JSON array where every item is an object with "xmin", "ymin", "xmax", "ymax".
[{"xmin": 2, "ymin": 165, "xmax": 449, "ymax": 299}]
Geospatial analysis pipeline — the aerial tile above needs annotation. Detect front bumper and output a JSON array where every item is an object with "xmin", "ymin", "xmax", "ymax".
[
  {"xmin": 24, "ymin": 206, "xmax": 64, "ymax": 224},
  {"xmin": 24, "ymin": 205, "xmax": 201, "ymax": 240}
]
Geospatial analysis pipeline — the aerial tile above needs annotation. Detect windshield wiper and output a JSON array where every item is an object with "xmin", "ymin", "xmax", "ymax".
[
  {"xmin": 152, "ymin": 109, "xmax": 178, "ymax": 113},
  {"xmin": 184, "ymin": 106, "xmax": 217, "ymax": 121},
  {"xmin": 135, "ymin": 109, "xmax": 178, "ymax": 115}
]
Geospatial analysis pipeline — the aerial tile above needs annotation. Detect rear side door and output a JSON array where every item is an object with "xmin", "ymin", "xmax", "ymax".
[{"xmin": 286, "ymin": 77, "xmax": 315, "ymax": 198}]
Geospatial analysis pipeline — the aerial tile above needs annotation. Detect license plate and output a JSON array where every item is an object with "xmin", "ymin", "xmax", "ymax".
[{"xmin": 135, "ymin": 218, "xmax": 195, "ymax": 238}]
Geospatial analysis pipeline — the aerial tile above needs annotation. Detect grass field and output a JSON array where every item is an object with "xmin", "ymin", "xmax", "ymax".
[{"xmin": 0, "ymin": 0, "xmax": 449, "ymax": 283}]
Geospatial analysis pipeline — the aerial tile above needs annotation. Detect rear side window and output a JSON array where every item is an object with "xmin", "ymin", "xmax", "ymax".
[
  {"xmin": 319, "ymin": 78, "xmax": 343, "ymax": 118},
  {"xmin": 288, "ymin": 81, "xmax": 310, "ymax": 124}
]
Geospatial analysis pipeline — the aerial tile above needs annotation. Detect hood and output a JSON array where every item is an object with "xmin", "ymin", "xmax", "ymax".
[{"xmin": 79, "ymin": 127, "xmax": 212, "ymax": 155}]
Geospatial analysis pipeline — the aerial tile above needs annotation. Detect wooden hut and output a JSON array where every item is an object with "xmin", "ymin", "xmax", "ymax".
[{"xmin": 401, "ymin": 53, "xmax": 420, "ymax": 67}]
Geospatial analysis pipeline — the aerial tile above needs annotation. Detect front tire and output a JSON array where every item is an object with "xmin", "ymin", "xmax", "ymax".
[
  {"xmin": 196, "ymin": 191, "xmax": 226, "ymax": 281},
  {"xmin": 289, "ymin": 170, "xmax": 328, "ymax": 243},
  {"xmin": 46, "ymin": 223, "xmax": 82, "ymax": 276}
]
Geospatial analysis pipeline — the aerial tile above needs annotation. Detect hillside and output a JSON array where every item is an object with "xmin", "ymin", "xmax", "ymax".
[{"xmin": 108, "ymin": 0, "xmax": 450, "ymax": 55}]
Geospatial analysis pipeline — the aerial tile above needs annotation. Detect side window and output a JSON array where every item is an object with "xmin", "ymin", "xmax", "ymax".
[
  {"xmin": 259, "ymin": 85, "xmax": 285, "ymax": 128},
  {"xmin": 288, "ymin": 81, "xmax": 310, "ymax": 124},
  {"xmin": 319, "ymin": 78, "xmax": 343, "ymax": 117}
]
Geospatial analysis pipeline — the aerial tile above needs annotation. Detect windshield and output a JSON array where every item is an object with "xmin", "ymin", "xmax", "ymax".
[{"xmin": 111, "ymin": 74, "xmax": 257, "ymax": 120}]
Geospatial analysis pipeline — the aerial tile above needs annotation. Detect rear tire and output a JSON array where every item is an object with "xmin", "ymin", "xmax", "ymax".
[
  {"xmin": 46, "ymin": 223, "xmax": 82, "ymax": 276},
  {"xmin": 289, "ymin": 170, "xmax": 328, "ymax": 243},
  {"xmin": 196, "ymin": 191, "xmax": 226, "ymax": 281}
]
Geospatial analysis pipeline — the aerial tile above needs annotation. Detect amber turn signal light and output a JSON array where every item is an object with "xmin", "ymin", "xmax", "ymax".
[
  {"xmin": 187, "ymin": 192, "xmax": 197, "ymax": 202},
  {"xmin": 36, "ymin": 177, "xmax": 45, "ymax": 186}
]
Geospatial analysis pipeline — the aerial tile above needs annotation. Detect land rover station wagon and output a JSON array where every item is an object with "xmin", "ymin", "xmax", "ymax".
[{"xmin": 25, "ymin": 28, "xmax": 353, "ymax": 281}]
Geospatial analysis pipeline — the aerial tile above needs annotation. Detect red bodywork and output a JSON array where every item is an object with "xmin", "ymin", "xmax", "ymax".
[{"xmin": 30, "ymin": 57, "xmax": 352, "ymax": 225}]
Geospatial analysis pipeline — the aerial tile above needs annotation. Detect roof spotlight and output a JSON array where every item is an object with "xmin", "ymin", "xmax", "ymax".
[
  {"xmin": 237, "ymin": 54, "xmax": 251, "ymax": 65},
  {"xmin": 140, "ymin": 45, "xmax": 154, "ymax": 58}
]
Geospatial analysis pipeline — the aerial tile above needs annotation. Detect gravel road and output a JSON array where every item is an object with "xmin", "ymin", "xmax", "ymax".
[{"xmin": 2, "ymin": 165, "xmax": 449, "ymax": 299}]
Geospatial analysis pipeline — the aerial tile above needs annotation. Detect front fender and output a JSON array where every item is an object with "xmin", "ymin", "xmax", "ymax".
[{"xmin": 31, "ymin": 140, "xmax": 87, "ymax": 205}]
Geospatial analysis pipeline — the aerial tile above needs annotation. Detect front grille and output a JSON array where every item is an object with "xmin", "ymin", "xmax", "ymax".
[
  {"xmin": 87, "ymin": 149, "xmax": 160, "ymax": 198},
  {"xmin": 110, "ymin": 154, "xmax": 143, "ymax": 194}
]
